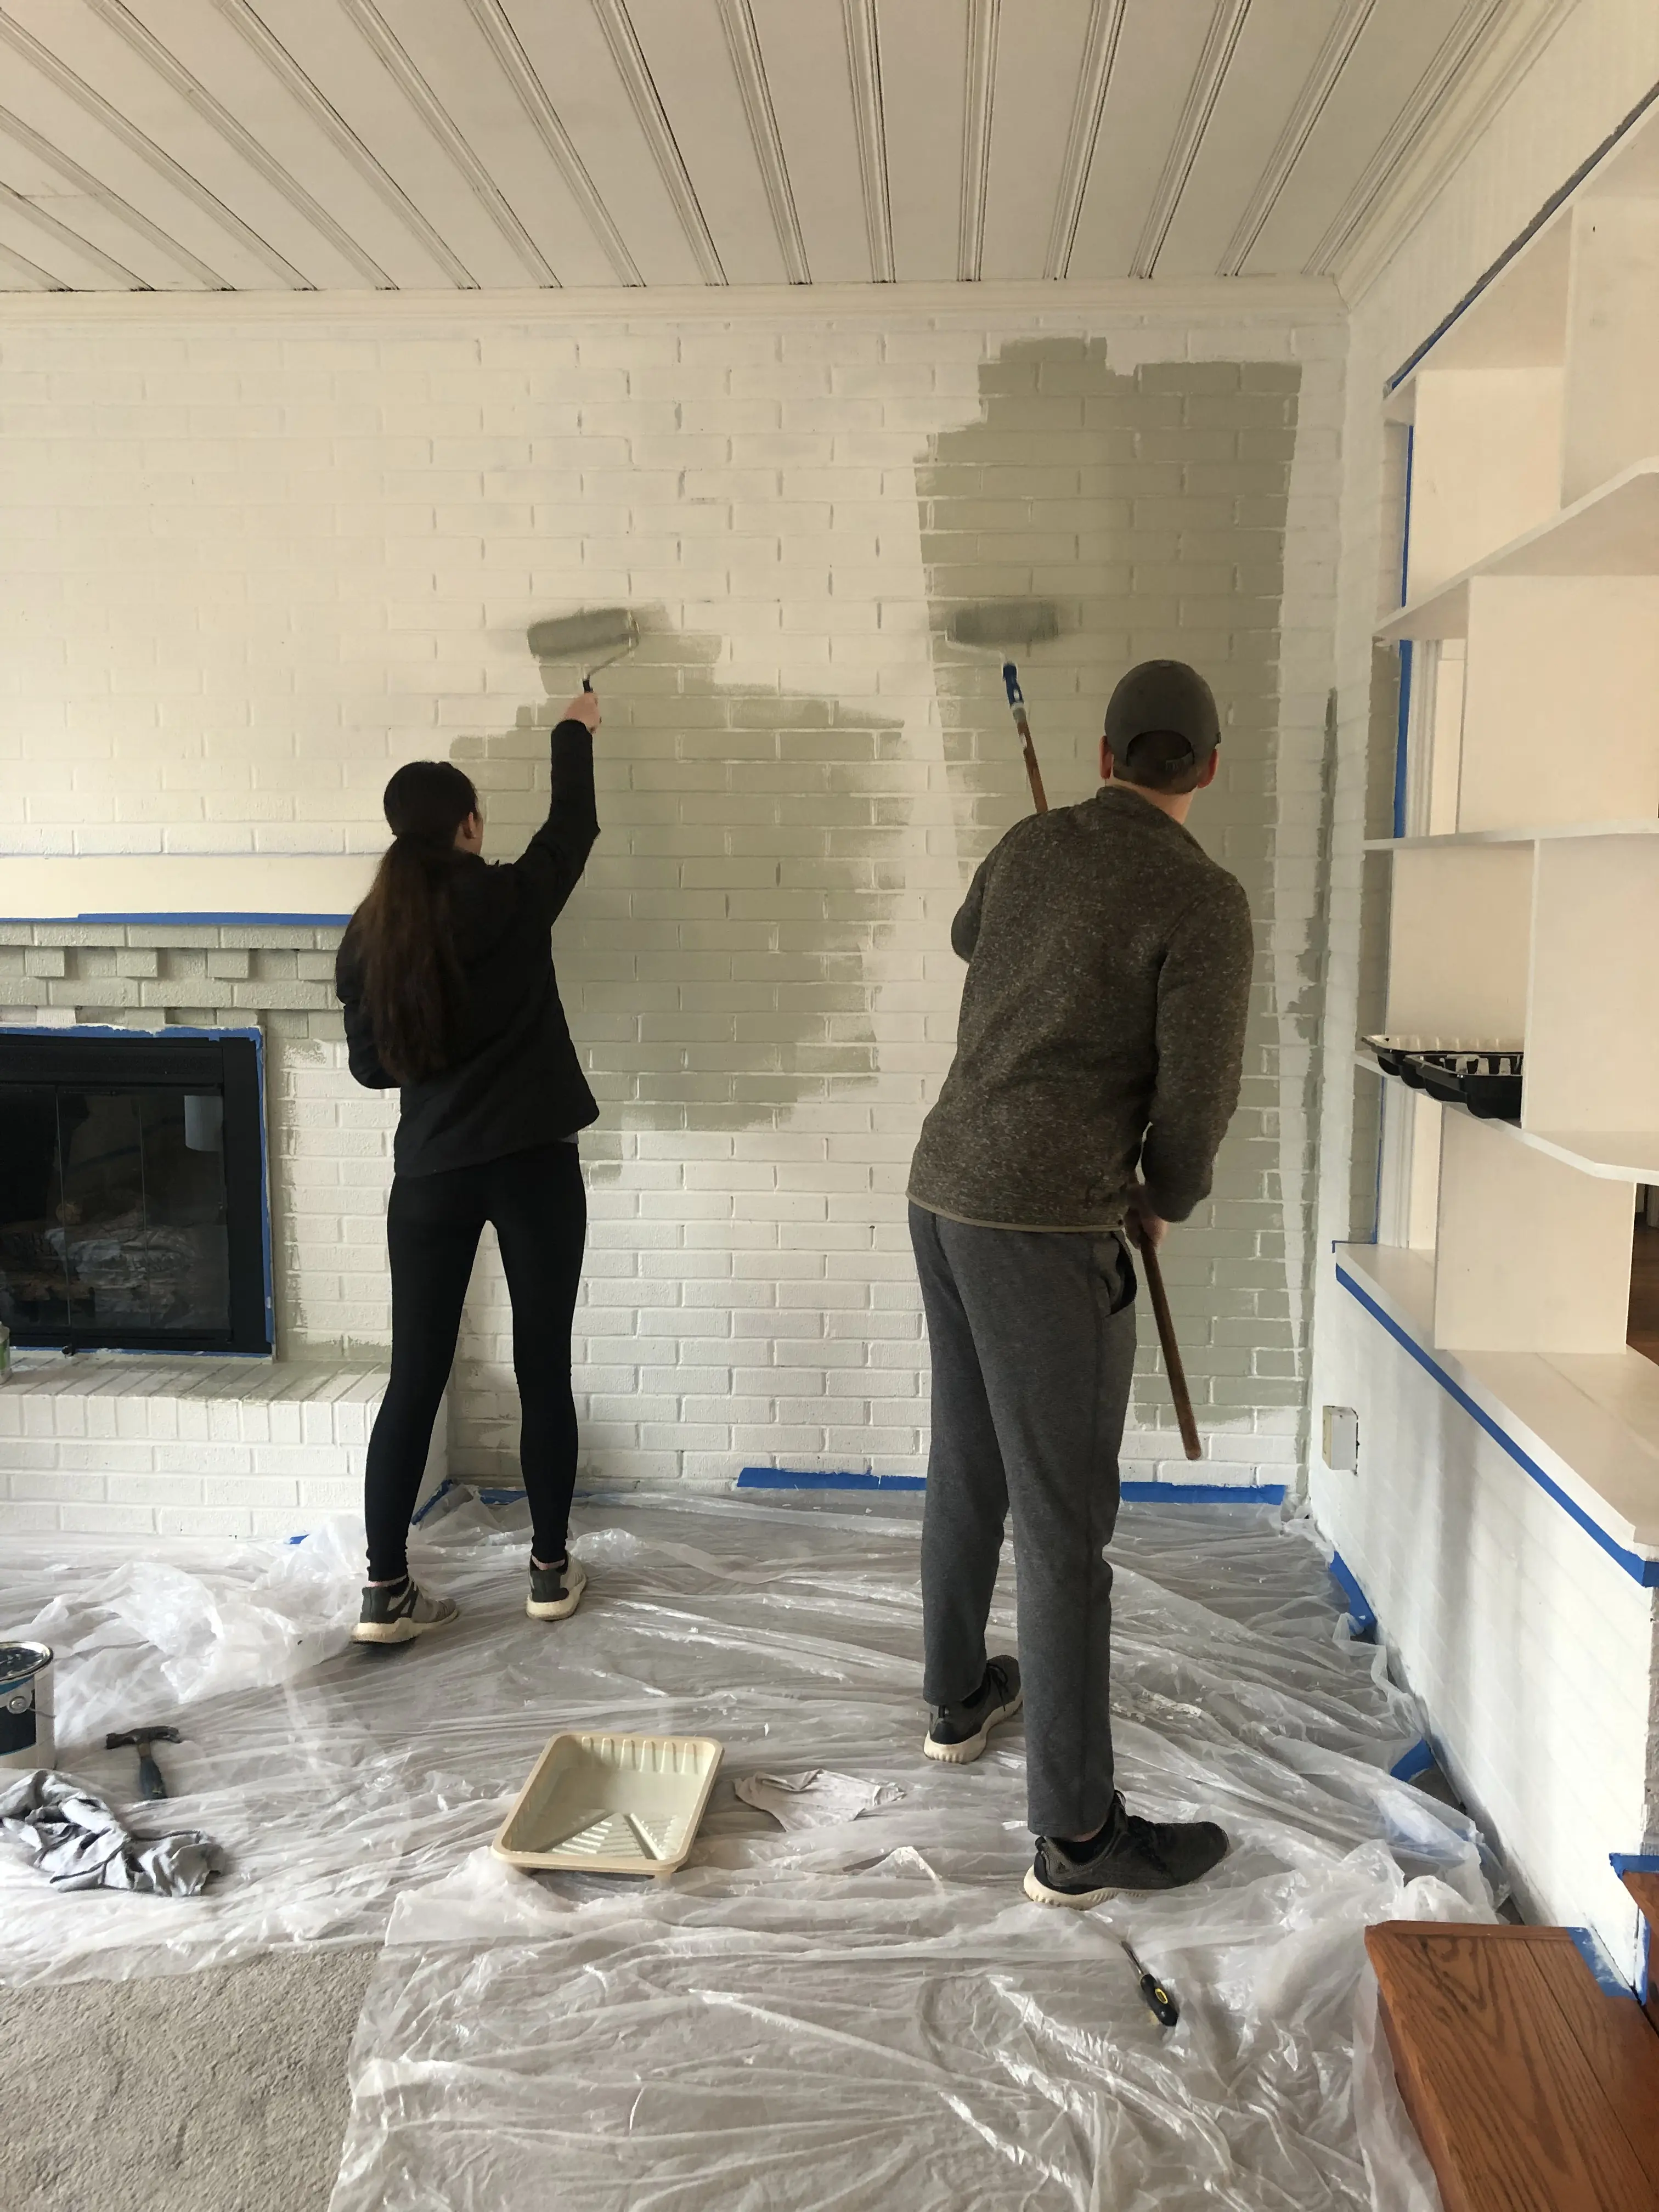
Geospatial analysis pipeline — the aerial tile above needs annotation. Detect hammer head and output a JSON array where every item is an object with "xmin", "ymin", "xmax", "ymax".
[{"xmin": 105, "ymin": 1726, "xmax": 181, "ymax": 1750}]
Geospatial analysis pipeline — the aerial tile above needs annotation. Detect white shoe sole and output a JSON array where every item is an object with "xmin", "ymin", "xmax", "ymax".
[
  {"xmin": 351, "ymin": 1607, "xmax": 458, "ymax": 1646},
  {"xmin": 923, "ymin": 1689, "xmax": 1022, "ymax": 1764},
  {"xmin": 1023, "ymin": 1865, "xmax": 1118, "ymax": 1909},
  {"xmin": 526, "ymin": 1559, "xmax": 586, "ymax": 1621}
]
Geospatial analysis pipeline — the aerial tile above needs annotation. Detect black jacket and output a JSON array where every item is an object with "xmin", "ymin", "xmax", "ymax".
[{"xmin": 335, "ymin": 720, "xmax": 599, "ymax": 1177}]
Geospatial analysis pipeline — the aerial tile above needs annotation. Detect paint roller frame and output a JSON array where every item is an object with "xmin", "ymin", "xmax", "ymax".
[
  {"xmin": 945, "ymin": 595, "xmax": 1203, "ymax": 1462},
  {"xmin": 527, "ymin": 607, "xmax": 640, "ymax": 692},
  {"xmin": 946, "ymin": 599, "xmax": 1060, "ymax": 812}
]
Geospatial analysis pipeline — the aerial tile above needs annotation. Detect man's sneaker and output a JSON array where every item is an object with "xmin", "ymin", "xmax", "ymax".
[
  {"xmin": 924, "ymin": 1656, "xmax": 1022, "ymax": 1764},
  {"xmin": 350, "ymin": 1576, "xmax": 459, "ymax": 1645},
  {"xmin": 1024, "ymin": 1792, "xmax": 1229, "ymax": 1908},
  {"xmin": 527, "ymin": 1554, "xmax": 586, "ymax": 1622}
]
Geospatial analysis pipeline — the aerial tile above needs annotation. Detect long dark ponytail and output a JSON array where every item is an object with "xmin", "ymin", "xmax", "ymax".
[{"xmin": 349, "ymin": 761, "xmax": 479, "ymax": 1084}]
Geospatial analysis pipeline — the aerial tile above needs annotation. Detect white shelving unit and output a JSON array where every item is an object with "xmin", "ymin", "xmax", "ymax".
[{"xmin": 1359, "ymin": 102, "xmax": 1659, "ymax": 1470}]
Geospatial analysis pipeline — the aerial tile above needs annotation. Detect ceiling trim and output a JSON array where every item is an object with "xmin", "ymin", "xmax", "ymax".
[
  {"xmin": 0, "ymin": 273, "xmax": 1344, "ymax": 324},
  {"xmin": 461, "ymin": 0, "xmax": 640, "ymax": 287},
  {"xmin": 958, "ymin": 0, "xmax": 997, "ymax": 283},
  {"xmin": 1218, "ymin": 0, "xmax": 1375, "ymax": 278},
  {"xmin": 0, "ymin": 7, "xmax": 307, "ymax": 288},
  {"xmin": 717, "ymin": 0, "xmax": 808, "ymax": 285},
  {"xmin": 211, "ymin": 0, "xmax": 477, "ymax": 289},
  {"xmin": 1131, "ymin": 0, "xmax": 1252, "ymax": 279},
  {"xmin": 590, "ymin": 0, "xmax": 725, "ymax": 285},
  {"xmin": 843, "ymin": 0, "xmax": 893, "ymax": 284},
  {"xmin": 0, "ymin": 102, "xmax": 224, "ymax": 288},
  {"xmin": 82, "ymin": 0, "xmax": 393, "ymax": 289},
  {"xmin": 0, "ymin": 172, "xmax": 144, "ymax": 287},
  {"xmin": 1046, "ymin": 0, "xmax": 1126, "ymax": 281},
  {"xmin": 1329, "ymin": 0, "xmax": 1581, "ymax": 301},
  {"xmin": 337, "ymin": 0, "xmax": 556, "ymax": 285}
]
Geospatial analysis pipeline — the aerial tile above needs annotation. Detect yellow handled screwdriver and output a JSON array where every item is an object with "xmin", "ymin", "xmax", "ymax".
[{"xmin": 1121, "ymin": 1938, "xmax": 1180, "ymax": 2028}]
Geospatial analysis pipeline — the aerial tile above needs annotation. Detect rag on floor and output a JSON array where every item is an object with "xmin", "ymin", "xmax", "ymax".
[
  {"xmin": 733, "ymin": 1770, "xmax": 901, "ymax": 1831},
  {"xmin": 0, "ymin": 1769, "xmax": 223, "ymax": 1895}
]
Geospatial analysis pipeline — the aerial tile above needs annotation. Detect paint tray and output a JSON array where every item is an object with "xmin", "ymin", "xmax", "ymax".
[{"xmin": 492, "ymin": 1730, "xmax": 723, "ymax": 1878}]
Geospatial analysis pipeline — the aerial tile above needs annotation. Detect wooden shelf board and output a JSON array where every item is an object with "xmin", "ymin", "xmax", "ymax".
[
  {"xmin": 1336, "ymin": 1242, "xmax": 1659, "ymax": 1555},
  {"xmin": 1365, "ymin": 820, "xmax": 1659, "ymax": 854},
  {"xmin": 1377, "ymin": 456, "xmax": 1659, "ymax": 642},
  {"xmin": 1355, "ymin": 1056, "xmax": 1659, "ymax": 1182}
]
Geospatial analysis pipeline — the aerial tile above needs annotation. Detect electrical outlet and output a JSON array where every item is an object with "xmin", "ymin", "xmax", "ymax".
[{"xmin": 1322, "ymin": 1405, "xmax": 1359, "ymax": 1473}]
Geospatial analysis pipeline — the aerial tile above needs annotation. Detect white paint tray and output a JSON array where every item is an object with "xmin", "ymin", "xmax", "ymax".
[{"xmin": 492, "ymin": 1730, "xmax": 723, "ymax": 1878}]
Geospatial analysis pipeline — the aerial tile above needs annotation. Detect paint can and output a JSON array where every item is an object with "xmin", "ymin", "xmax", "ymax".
[{"xmin": 0, "ymin": 1641, "xmax": 54, "ymax": 1771}]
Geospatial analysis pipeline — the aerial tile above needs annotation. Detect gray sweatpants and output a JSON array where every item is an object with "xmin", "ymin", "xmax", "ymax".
[{"xmin": 910, "ymin": 1204, "xmax": 1137, "ymax": 1841}]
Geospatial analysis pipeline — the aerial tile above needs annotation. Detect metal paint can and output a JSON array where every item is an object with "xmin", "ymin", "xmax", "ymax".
[{"xmin": 0, "ymin": 1640, "xmax": 54, "ymax": 1771}]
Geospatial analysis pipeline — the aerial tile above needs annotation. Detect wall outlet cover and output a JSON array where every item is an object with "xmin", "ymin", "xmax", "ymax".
[{"xmin": 1323, "ymin": 1404, "xmax": 1360, "ymax": 1472}]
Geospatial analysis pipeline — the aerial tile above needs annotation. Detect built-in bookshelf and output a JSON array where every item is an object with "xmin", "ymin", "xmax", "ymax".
[{"xmin": 1364, "ymin": 104, "xmax": 1659, "ymax": 1426}]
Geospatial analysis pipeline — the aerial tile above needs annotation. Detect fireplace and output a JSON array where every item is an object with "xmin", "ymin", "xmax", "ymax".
[{"xmin": 0, "ymin": 1026, "xmax": 272, "ymax": 1356}]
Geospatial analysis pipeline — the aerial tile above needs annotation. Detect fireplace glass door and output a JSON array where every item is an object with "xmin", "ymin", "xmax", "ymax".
[{"xmin": 0, "ymin": 1031, "xmax": 270, "ymax": 1354}]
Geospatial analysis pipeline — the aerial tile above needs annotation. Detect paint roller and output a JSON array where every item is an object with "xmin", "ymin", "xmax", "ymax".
[
  {"xmin": 526, "ymin": 606, "xmax": 640, "ymax": 691},
  {"xmin": 946, "ymin": 596, "xmax": 1203, "ymax": 1462},
  {"xmin": 946, "ymin": 599, "xmax": 1061, "ymax": 812}
]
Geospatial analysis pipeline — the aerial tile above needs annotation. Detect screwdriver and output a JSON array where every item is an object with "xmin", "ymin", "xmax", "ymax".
[{"xmin": 1121, "ymin": 1938, "xmax": 1180, "ymax": 2027}]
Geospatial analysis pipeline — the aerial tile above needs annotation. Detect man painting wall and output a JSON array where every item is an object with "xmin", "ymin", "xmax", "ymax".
[{"xmin": 907, "ymin": 659, "xmax": 1255, "ymax": 1908}]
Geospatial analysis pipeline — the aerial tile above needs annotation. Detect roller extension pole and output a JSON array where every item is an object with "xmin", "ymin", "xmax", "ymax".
[
  {"xmin": 1129, "ymin": 1218, "xmax": 1203, "ymax": 1462},
  {"xmin": 1001, "ymin": 662, "xmax": 1049, "ymax": 812}
]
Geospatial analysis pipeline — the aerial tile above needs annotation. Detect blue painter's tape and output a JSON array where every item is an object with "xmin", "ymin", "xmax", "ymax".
[
  {"xmin": 1120, "ymin": 1481, "xmax": 1286, "ymax": 1504},
  {"xmin": 1610, "ymin": 1853, "xmax": 1659, "ymax": 1876},
  {"xmin": 1328, "ymin": 1549, "xmax": 1379, "ymax": 1640},
  {"xmin": 410, "ymin": 1477, "xmax": 457, "ymax": 1526},
  {"xmin": 736, "ymin": 1469, "xmax": 926, "ymax": 1492},
  {"xmin": 1337, "ymin": 1264, "xmax": 1659, "ymax": 1590},
  {"xmin": 1390, "ymin": 1739, "xmax": 1436, "ymax": 1784},
  {"xmin": 1567, "ymin": 1927, "xmax": 1638, "ymax": 1999}
]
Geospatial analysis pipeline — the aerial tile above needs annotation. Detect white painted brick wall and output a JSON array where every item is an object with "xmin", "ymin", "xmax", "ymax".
[
  {"xmin": 1312, "ymin": 3, "xmax": 1659, "ymax": 1949},
  {"xmin": 2, "ymin": 291, "xmax": 1342, "ymax": 1496}
]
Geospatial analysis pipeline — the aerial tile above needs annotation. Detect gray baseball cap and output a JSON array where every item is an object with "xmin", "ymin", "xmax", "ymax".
[{"xmin": 1103, "ymin": 660, "xmax": 1220, "ymax": 777}]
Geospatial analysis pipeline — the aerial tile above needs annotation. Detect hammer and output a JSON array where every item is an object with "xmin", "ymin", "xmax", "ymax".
[{"xmin": 106, "ymin": 1726, "xmax": 180, "ymax": 1802}]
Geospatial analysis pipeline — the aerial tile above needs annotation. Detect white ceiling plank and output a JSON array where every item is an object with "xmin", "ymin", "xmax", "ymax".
[
  {"xmin": 494, "ymin": 0, "xmax": 706, "ymax": 287},
  {"xmin": 0, "ymin": 229, "xmax": 63, "ymax": 286},
  {"xmin": 716, "ymin": 0, "xmax": 808, "ymax": 281},
  {"xmin": 978, "ymin": 0, "xmax": 1093, "ymax": 281},
  {"xmin": 373, "ymin": 0, "xmax": 623, "ymax": 287},
  {"xmin": 1217, "ymin": 0, "xmax": 1374, "ymax": 275},
  {"xmin": 1128, "ymin": 0, "xmax": 1251, "ymax": 276},
  {"xmin": 82, "ymin": 0, "xmax": 394, "ymax": 287},
  {"xmin": 248, "ymin": 0, "xmax": 531, "ymax": 287},
  {"xmin": 958, "ymin": 0, "xmax": 996, "ymax": 280},
  {"xmin": 210, "ymin": 0, "xmax": 475, "ymax": 287},
  {"xmin": 748, "ymin": 0, "xmax": 871, "ymax": 284},
  {"xmin": 0, "ymin": 111, "xmax": 215, "ymax": 286},
  {"xmin": 588, "ymin": 0, "xmax": 725, "ymax": 283},
  {"xmin": 128, "ymin": 0, "xmax": 453, "ymax": 287},
  {"xmin": 627, "ymin": 0, "xmax": 788, "ymax": 284},
  {"xmin": 1, "ymin": 0, "xmax": 312, "ymax": 285},
  {"xmin": 877, "ymin": 0, "xmax": 968, "ymax": 281},
  {"xmin": 842, "ymin": 0, "xmax": 893, "ymax": 283},
  {"xmin": 1155, "ymin": 0, "xmax": 1351, "ymax": 278},
  {"xmin": 1046, "ymin": 0, "xmax": 1127, "ymax": 278},
  {"xmin": 0, "ymin": 179, "xmax": 138, "ymax": 287},
  {"xmin": 1064, "ymin": 0, "xmax": 1215, "ymax": 280},
  {"xmin": 1241, "ymin": 0, "xmax": 1463, "ymax": 274}
]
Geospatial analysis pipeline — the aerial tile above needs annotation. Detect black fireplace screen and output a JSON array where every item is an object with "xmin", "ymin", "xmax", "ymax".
[{"xmin": 0, "ymin": 1029, "xmax": 272, "ymax": 1354}]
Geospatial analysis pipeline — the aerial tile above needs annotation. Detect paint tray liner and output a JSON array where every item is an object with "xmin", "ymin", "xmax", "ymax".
[{"xmin": 492, "ymin": 1730, "xmax": 721, "ymax": 1877}]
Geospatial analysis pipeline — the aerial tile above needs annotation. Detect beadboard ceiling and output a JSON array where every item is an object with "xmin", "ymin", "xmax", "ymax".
[{"xmin": 0, "ymin": 0, "xmax": 1559, "ymax": 297}]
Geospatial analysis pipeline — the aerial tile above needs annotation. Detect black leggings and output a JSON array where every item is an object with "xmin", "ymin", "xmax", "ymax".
[{"xmin": 364, "ymin": 1142, "xmax": 586, "ymax": 1581}]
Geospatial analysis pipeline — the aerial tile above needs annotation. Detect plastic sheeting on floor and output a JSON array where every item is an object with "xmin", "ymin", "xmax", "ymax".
[{"xmin": 1, "ymin": 1492, "xmax": 1479, "ymax": 2207}]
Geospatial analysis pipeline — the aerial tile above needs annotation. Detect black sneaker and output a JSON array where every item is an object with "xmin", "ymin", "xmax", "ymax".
[
  {"xmin": 350, "ymin": 1576, "xmax": 459, "ymax": 1645},
  {"xmin": 1024, "ymin": 1792, "xmax": 1228, "ymax": 1908},
  {"xmin": 527, "ymin": 1554, "xmax": 586, "ymax": 1622},
  {"xmin": 924, "ymin": 1656, "xmax": 1022, "ymax": 1764}
]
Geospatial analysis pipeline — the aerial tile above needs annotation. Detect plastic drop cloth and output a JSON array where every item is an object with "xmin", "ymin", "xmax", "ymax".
[{"xmin": 0, "ymin": 1491, "xmax": 1482, "ymax": 2207}]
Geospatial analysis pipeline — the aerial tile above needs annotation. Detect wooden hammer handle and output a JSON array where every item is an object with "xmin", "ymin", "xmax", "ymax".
[{"xmin": 1133, "ymin": 1226, "xmax": 1202, "ymax": 1461}]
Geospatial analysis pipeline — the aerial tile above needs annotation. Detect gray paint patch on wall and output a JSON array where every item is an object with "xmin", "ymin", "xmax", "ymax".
[
  {"xmin": 917, "ymin": 340, "xmax": 1301, "ymax": 1443},
  {"xmin": 456, "ymin": 627, "xmax": 909, "ymax": 1146}
]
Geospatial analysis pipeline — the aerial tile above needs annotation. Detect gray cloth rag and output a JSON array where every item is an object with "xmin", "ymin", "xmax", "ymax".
[{"xmin": 0, "ymin": 1769, "xmax": 223, "ymax": 1895}]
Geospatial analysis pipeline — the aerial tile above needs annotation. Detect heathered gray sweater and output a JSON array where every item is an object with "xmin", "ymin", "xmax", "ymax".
[{"xmin": 908, "ymin": 783, "xmax": 1254, "ymax": 1233}]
